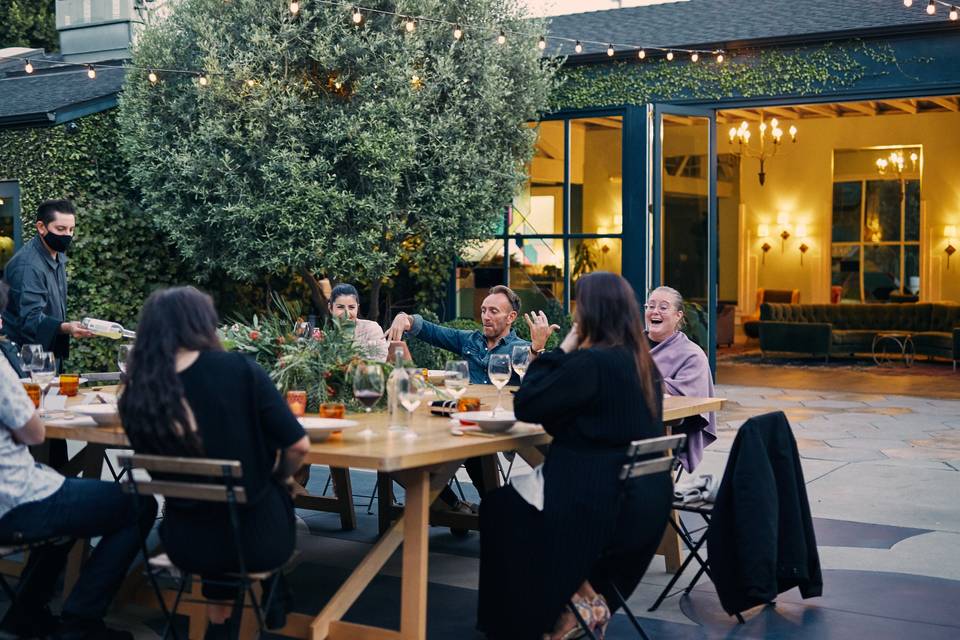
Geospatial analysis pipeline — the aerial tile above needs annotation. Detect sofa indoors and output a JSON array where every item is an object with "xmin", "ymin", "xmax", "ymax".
[{"xmin": 758, "ymin": 302, "xmax": 960, "ymax": 369}]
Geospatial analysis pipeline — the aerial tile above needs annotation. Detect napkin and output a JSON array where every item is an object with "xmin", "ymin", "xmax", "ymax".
[{"xmin": 43, "ymin": 389, "xmax": 68, "ymax": 411}]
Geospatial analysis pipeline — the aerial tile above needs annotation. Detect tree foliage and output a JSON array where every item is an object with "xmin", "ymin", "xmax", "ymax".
[
  {"xmin": 0, "ymin": 0, "xmax": 57, "ymax": 51},
  {"xmin": 118, "ymin": 0, "xmax": 558, "ymax": 316}
]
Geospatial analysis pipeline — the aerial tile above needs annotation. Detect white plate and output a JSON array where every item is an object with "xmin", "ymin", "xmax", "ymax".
[
  {"xmin": 70, "ymin": 403, "xmax": 120, "ymax": 426},
  {"xmin": 450, "ymin": 410, "xmax": 517, "ymax": 433},
  {"xmin": 50, "ymin": 377, "xmax": 89, "ymax": 386},
  {"xmin": 298, "ymin": 417, "xmax": 360, "ymax": 442}
]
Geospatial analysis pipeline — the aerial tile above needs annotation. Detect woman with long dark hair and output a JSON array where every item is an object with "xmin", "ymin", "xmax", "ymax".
[
  {"xmin": 477, "ymin": 272, "xmax": 670, "ymax": 640},
  {"xmin": 119, "ymin": 287, "xmax": 309, "ymax": 636}
]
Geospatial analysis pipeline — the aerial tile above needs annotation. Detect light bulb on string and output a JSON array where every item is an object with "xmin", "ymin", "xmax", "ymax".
[
  {"xmin": 927, "ymin": 0, "xmax": 936, "ymax": 14},
  {"xmin": 148, "ymin": 70, "xmax": 158, "ymax": 84},
  {"xmin": 606, "ymin": 43, "xmax": 615, "ymax": 57},
  {"xmin": 691, "ymin": 52, "xmax": 699, "ymax": 62},
  {"xmin": 666, "ymin": 51, "xmax": 674, "ymax": 61},
  {"xmin": 351, "ymin": 7, "xmax": 362, "ymax": 24},
  {"xmin": 405, "ymin": 17, "xmax": 416, "ymax": 32},
  {"xmin": 86, "ymin": 65, "xmax": 96, "ymax": 79},
  {"xmin": 24, "ymin": 60, "xmax": 33, "ymax": 74},
  {"xmin": 537, "ymin": 36, "xmax": 546, "ymax": 50},
  {"xmin": 574, "ymin": 40, "xmax": 583, "ymax": 54},
  {"xmin": 497, "ymin": 30, "xmax": 506, "ymax": 44},
  {"xmin": 453, "ymin": 24, "xmax": 463, "ymax": 40},
  {"xmin": 198, "ymin": 73, "xmax": 208, "ymax": 87},
  {"xmin": 903, "ymin": 0, "xmax": 913, "ymax": 6},
  {"xmin": 638, "ymin": 49, "xmax": 646, "ymax": 60},
  {"xmin": 951, "ymin": 5, "xmax": 959, "ymax": 20},
  {"xmin": 716, "ymin": 52, "xmax": 724, "ymax": 63},
  {"xmin": 246, "ymin": 78, "xmax": 256, "ymax": 87},
  {"xmin": 289, "ymin": 1, "xmax": 300, "ymax": 15}
]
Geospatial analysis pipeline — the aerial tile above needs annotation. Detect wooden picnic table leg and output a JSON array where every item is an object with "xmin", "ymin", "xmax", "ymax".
[
  {"xmin": 657, "ymin": 512, "xmax": 683, "ymax": 572},
  {"xmin": 399, "ymin": 468, "xmax": 430, "ymax": 640},
  {"xmin": 377, "ymin": 472, "xmax": 395, "ymax": 535},
  {"xmin": 329, "ymin": 467, "xmax": 358, "ymax": 531}
]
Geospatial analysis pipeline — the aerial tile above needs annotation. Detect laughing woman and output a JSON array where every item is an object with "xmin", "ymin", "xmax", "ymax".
[{"xmin": 644, "ymin": 285, "xmax": 717, "ymax": 471}]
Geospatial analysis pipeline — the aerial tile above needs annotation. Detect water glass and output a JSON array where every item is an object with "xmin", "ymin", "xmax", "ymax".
[
  {"xmin": 20, "ymin": 344, "xmax": 43, "ymax": 375},
  {"xmin": 397, "ymin": 373, "xmax": 425, "ymax": 440},
  {"xmin": 443, "ymin": 360, "xmax": 469, "ymax": 399},
  {"xmin": 487, "ymin": 353, "xmax": 511, "ymax": 415},
  {"xmin": 511, "ymin": 345, "xmax": 530, "ymax": 382},
  {"xmin": 117, "ymin": 344, "xmax": 133, "ymax": 375},
  {"xmin": 32, "ymin": 351, "xmax": 56, "ymax": 415}
]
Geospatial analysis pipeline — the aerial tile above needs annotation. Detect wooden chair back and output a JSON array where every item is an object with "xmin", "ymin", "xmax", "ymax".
[{"xmin": 117, "ymin": 454, "xmax": 247, "ymax": 504}]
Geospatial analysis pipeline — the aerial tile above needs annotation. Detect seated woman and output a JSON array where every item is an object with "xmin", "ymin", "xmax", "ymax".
[
  {"xmin": 644, "ymin": 285, "xmax": 717, "ymax": 471},
  {"xmin": 478, "ymin": 272, "xmax": 671, "ymax": 640},
  {"xmin": 328, "ymin": 283, "xmax": 388, "ymax": 362},
  {"xmin": 119, "ymin": 287, "xmax": 310, "ymax": 637}
]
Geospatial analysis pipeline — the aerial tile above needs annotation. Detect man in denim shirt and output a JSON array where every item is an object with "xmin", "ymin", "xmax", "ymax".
[{"xmin": 386, "ymin": 285, "xmax": 559, "ymax": 384}]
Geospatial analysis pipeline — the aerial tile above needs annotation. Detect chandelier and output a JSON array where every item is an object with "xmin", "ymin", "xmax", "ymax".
[
  {"xmin": 728, "ymin": 116, "xmax": 798, "ymax": 186},
  {"xmin": 876, "ymin": 148, "xmax": 919, "ymax": 204}
]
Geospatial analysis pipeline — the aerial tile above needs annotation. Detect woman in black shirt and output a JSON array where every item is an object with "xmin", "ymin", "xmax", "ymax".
[
  {"xmin": 119, "ymin": 287, "xmax": 309, "ymax": 635},
  {"xmin": 478, "ymin": 272, "xmax": 670, "ymax": 640}
]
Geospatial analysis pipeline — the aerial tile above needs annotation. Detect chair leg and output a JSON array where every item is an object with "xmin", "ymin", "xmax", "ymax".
[
  {"xmin": 610, "ymin": 583, "xmax": 650, "ymax": 640},
  {"xmin": 321, "ymin": 473, "xmax": 332, "ymax": 496},
  {"xmin": 452, "ymin": 474, "xmax": 467, "ymax": 503},
  {"xmin": 568, "ymin": 601, "xmax": 598, "ymax": 640},
  {"xmin": 648, "ymin": 532, "xmax": 708, "ymax": 612},
  {"xmin": 160, "ymin": 576, "xmax": 188, "ymax": 640},
  {"xmin": 245, "ymin": 580, "xmax": 266, "ymax": 632},
  {"xmin": 365, "ymin": 481, "xmax": 379, "ymax": 515}
]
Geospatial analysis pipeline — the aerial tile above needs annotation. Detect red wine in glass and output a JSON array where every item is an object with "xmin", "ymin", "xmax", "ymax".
[{"xmin": 355, "ymin": 389, "xmax": 382, "ymax": 410}]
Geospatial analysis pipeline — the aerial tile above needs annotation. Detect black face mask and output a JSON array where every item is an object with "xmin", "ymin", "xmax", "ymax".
[{"xmin": 42, "ymin": 230, "xmax": 73, "ymax": 253}]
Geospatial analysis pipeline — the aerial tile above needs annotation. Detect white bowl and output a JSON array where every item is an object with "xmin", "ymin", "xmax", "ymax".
[
  {"xmin": 450, "ymin": 411, "xmax": 517, "ymax": 433},
  {"xmin": 298, "ymin": 417, "xmax": 360, "ymax": 442},
  {"xmin": 70, "ymin": 404, "xmax": 120, "ymax": 426}
]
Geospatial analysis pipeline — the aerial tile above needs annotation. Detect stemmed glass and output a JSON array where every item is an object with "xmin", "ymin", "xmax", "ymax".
[
  {"xmin": 20, "ymin": 344, "xmax": 42, "ymax": 376},
  {"xmin": 511, "ymin": 345, "xmax": 530, "ymax": 383},
  {"xmin": 397, "ymin": 372, "xmax": 425, "ymax": 440},
  {"xmin": 443, "ymin": 360, "xmax": 469, "ymax": 400},
  {"xmin": 117, "ymin": 344, "xmax": 133, "ymax": 375},
  {"xmin": 32, "ymin": 351, "xmax": 57, "ymax": 416},
  {"xmin": 353, "ymin": 363, "xmax": 384, "ymax": 439},
  {"xmin": 487, "ymin": 353, "xmax": 512, "ymax": 416}
]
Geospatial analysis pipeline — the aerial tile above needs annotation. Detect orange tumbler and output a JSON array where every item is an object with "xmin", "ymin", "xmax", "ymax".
[
  {"xmin": 319, "ymin": 402, "xmax": 346, "ymax": 419},
  {"xmin": 59, "ymin": 374, "xmax": 80, "ymax": 397},
  {"xmin": 286, "ymin": 390, "xmax": 307, "ymax": 417},
  {"xmin": 23, "ymin": 382, "xmax": 41, "ymax": 408}
]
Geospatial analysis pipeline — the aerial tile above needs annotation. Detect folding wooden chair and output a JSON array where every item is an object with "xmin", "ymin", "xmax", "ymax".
[
  {"xmin": 570, "ymin": 433, "xmax": 687, "ymax": 640},
  {"xmin": 118, "ymin": 454, "xmax": 285, "ymax": 640},
  {"xmin": 0, "ymin": 533, "xmax": 72, "ymax": 612}
]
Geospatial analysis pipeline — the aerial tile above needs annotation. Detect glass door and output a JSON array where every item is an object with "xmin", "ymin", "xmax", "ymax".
[
  {"xmin": 0, "ymin": 181, "xmax": 22, "ymax": 280},
  {"xmin": 649, "ymin": 105, "xmax": 718, "ymax": 371}
]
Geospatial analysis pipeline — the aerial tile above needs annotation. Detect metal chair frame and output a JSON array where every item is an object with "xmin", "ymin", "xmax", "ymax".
[
  {"xmin": 119, "ymin": 454, "xmax": 283, "ymax": 640},
  {"xmin": 0, "ymin": 534, "xmax": 73, "ymax": 612}
]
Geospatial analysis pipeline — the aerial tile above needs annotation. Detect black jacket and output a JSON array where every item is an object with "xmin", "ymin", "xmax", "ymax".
[
  {"xmin": 707, "ymin": 411, "xmax": 822, "ymax": 615},
  {"xmin": 0, "ymin": 338, "xmax": 27, "ymax": 378}
]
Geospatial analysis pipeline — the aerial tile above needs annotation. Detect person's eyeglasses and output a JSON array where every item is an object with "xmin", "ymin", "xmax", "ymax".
[{"xmin": 644, "ymin": 302, "xmax": 672, "ymax": 312}]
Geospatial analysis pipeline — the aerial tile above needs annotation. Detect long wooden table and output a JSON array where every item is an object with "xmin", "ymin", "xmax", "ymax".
[{"xmin": 41, "ymin": 386, "xmax": 723, "ymax": 640}]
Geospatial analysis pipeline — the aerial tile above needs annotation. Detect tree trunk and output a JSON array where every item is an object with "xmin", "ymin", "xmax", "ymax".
[
  {"xmin": 369, "ymin": 279, "xmax": 382, "ymax": 325},
  {"xmin": 298, "ymin": 265, "xmax": 329, "ymax": 318}
]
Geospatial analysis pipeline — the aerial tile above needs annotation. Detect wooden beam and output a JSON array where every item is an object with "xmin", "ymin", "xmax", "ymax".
[
  {"xmin": 927, "ymin": 96, "xmax": 959, "ymax": 112},
  {"xmin": 662, "ymin": 113, "xmax": 694, "ymax": 126},
  {"xmin": 798, "ymin": 104, "xmax": 838, "ymax": 118},
  {"xmin": 884, "ymin": 99, "xmax": 918, "ymax": 114},
  {"xmin": 722, "ymin": 109, "xmax": 762, "ymax": 122},
  {"xmin": 841, "ymin": 101, "xmax": 877, "ymax": 116},
  {"xmin": 764, "ymin": 106, "xmax": 801, "ymax": 120},
  {"xmin": 581, "ymin": 117, "xmax": 623, "ymax": 129}
]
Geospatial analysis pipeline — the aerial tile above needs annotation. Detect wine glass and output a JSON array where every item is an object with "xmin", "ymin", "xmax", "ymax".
[
  {"xmin": 353, "ymin": 363, "xmax": 384, "ymax": 439},
  {"xmin": 511, "ymin": 345, "xmax": 530, "ymax": 383},
  {"xmin": 117, "ymin": 344, "xmax": 133, "ymax": 375},
  {"xmin": 443, "ymin": 360, "xmax": 469, "ymax": 400},
  {"xmin": 20, "ymin": 344, "xmax": 42, "ymax": 376},
  {"xmin": 487, "ymin": 353, "xmax": 511, "ymax": 416},
  {"xmin": 397, "ymin": 372, "xmax": 425, "ymax": 440},
  {"xmin": 32, "ymin": 351, "xmax": 57, "ymax": 416}
]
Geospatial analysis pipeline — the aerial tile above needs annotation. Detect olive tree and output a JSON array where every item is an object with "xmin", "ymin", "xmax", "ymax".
[{"xmin": 118, "ymin": 0, "xmax": 558, "ymax": 319}]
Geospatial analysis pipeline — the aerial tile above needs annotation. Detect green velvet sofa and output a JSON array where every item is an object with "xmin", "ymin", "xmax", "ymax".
[{"xmin": 758, "ymin": 302, "xmax": 960, "ymax": 369}]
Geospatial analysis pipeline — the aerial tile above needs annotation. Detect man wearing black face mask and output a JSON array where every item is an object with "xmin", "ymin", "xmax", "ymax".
[{"xmin": 1, "ymin": 199, "xmax": 94, "ymax": 363}]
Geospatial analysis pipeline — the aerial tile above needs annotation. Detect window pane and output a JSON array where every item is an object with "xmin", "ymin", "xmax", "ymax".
[
  {"xmin": 508, "ymin": 238, "xmax": 565, "ymax": 310},
  {"xmin": 865, "ymin": 180, "xmax": 901, "ymax": 242},
  {"xmin": 569, "ymin": 117, "xmax": 623, "ymax": 234},
  {"xmin": 905, "ymin": 245, "xmax": 920, "ymax": 295},
  {"xmin": 0, "ymin": 213, "xmax": 15, "ymax": 276},
  {"xmin": 457, "ymin": 239, "xmax": 505, "ymax": 320},
  {"xmin": 831, "ymin": 245, "xmax": 861, "ymax": 303},
  {"xmin": 904, "ymin": 180, "xmax": 920, "ymax": 242},
  {"xmin": 514, "ymin": 121, "xmax": 565, "ymax": 235},
  {"xmin": 569, "ymin": 238, "xmax": 622, "ymax": 301},
  {"xmin": 863, "ymin": 245, "xmax": 901, "ymax": 302},
  {"xmin": 831, "ymin": 182, "xmax": 861, "ymax": 243}
]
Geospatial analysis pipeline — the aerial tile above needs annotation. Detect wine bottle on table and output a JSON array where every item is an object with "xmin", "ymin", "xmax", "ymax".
[
  {"xmin": 81, "ymin": 317, "xmax": 136, "ymax": 339},
  {"xmin": 386, "ymin": 347, "xmax": 408, "ymax": 429}
]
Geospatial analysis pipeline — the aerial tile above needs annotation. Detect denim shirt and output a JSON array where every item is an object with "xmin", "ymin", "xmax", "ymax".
[{"xmin": 407, "ymin": 315, "xmax": 530, "ymax": 385}]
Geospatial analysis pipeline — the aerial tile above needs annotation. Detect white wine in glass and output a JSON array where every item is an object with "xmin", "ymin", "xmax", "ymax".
[
  {"xmin": 511, "ymin": 344, "xmax": 530, "ymax": 382},
  {"xmin": 32, "ymin": 351, "xmax": 57, "ymax": 416},
  {"xmin": 487, "ymin": 353, "xmax": 511, "ymax": 416},
  {"xmin": 398, "ymin": 374, "xmax": 424, "ymax": 440},
  {"xmin": 443, "ymin": 360, "xmax": 469, "ymax": 399}
]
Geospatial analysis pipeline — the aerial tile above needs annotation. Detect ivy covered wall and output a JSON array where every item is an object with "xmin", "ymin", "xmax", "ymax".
[{"xmin": 0, "ymin": 111, "xmax": 185, "ymax": 372}]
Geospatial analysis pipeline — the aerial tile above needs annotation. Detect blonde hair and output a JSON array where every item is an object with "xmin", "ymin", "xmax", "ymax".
[{"xmin": 649, "ymin": 286, "xmax": 686, "ymax": 331}]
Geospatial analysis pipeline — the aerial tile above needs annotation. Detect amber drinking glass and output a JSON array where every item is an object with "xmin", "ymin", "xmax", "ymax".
[
  {"xmin": 319, "ymin": 402, "xmax": 346, "ymax": 419},
  {"xmin": 286, "ymin": 390, "xmax": 307, "ymax": 417},
  {"xmin": 23, "ymin": 382, "xmax": 42, "ymax": 408},
  {"xmin": 59, "ymin": 374, "xmax": 80, "ymax": 397}
]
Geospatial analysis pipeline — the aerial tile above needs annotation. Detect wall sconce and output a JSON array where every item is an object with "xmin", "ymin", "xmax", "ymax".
[
  {"xmin": 946, "ymin": 225, "xmax": 957, "ymax": 270},
  {"xmin": 757, "ymin": 223, "xmax": 771, "ymax": 265},
  {"xmin": 776, "ymin": 212, "xmax": 790, "ymax": 252},
  {"xmin": 795, "ymin": 222, "xmax": 809, "ymax": 265}
]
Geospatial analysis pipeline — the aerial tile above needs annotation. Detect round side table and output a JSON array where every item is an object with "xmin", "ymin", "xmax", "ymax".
[{"xmin": 872, "ymin": 333, "xmax": 915, "ymax": 367}]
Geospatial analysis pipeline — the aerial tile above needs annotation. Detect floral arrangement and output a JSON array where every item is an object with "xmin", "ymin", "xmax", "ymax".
[{"xmin": 218, "ymin": 295, "xmax": 386, "ymax": 413}]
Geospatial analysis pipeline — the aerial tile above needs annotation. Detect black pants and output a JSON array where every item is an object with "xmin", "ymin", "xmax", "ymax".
[{"xmin": 440, "ymin": 456, "xmax": 488, "ymax": 506}]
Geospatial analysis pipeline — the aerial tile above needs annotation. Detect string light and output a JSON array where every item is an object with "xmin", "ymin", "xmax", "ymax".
[
  {"xmin": 638, "ymin": 49, "xmax": 646, "ymax": 59},
  {"xmin": 537, "ymin": 35, "xmax": 546, "ymax": 50},
  {"xmin": 86, "ymin": 65, "xmax": 96, "ymax": 79},
  {"xmin": 927, "ymin": 0, "xmax": 936, "ymax": 14},
  {"xmin": 246, "ymin": 78, "xmax": 256, "ymax": 87},
  {"xmin": 666, "ymin": 51, "xmax": 674, "ymax": 61},
  {"xmin": 497, "ymin": 30, "xmax": 506, "ymax": 44},
  {"xmin": 951, "ymin": 5, "xmax": 959, "ymax": 20},
  {"xmin": 290, "ymin": 1, "xmax": 300, "ymax": 15},
  {"xmin": 24, "ymin": 60, "xmax": 33, "ymax": 74},
  {"xmin": 606, "ymin": 43, "xmax": 614, "ymax": 57},
  {"xmin": 716, "ymin": 52, "xmax": 724, "ymax": 63},
  {"xmin": 574, "ymin": 40, "xmax": 583, "ymax": 53},
  {"xmin": 903, "ymin": 0, "xmax": 913, "ymax": 6},
  {"xmin": 351, "ymin": 7, "xmax": 362, "ymax": 24},
  {"xmin": 148, "ymin": 70, "xmax": 158, "ymax": 84},
  {"xmin": 198, "ymin": 73, "xmax": 208, "ymax": 86},
  {"xmin": 453, "ymin": 24, "xmax": 463, "ymax": 40},
  {"xmin": 691, "ymin": 52, "xmax": 699, "ymax": 62},
  {"xmin": 404, "ymin": 17, "xmax": 416, "ymax": 32}
]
